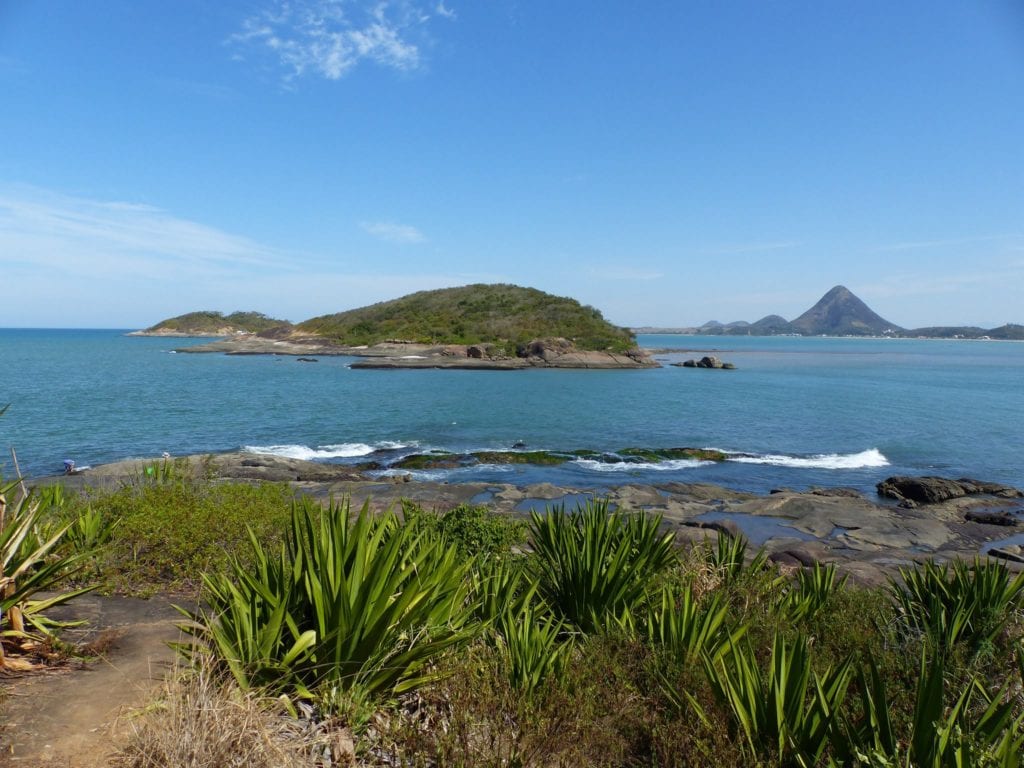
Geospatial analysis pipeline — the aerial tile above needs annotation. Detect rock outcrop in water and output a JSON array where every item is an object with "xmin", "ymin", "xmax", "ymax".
[{"xmin": 877, "ymin": 476, "xmax": 1024, "ymax": 507}]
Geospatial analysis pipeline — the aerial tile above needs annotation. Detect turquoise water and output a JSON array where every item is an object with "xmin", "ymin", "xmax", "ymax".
[{"xmin": 1, "ymin": 329, "xmax": 1021, "ymax": 493}]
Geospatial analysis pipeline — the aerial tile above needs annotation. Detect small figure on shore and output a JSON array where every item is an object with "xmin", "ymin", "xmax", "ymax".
[{"xmin": 63, "ymin": 459, "xmax": 75, "ymax": 475}]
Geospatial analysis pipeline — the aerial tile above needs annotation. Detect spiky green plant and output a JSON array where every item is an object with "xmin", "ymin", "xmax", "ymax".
[
  {"xmin": 707, "ymin": 530, "xmax": 769, "ymax": 585},
  {"xmin": 890, "ymin": 558, "xmax": 1024, "ymax": 656},
  {"xmin": 495, "ymin": 603, "xmax": 573, "ymax": 700},
  {"xmin": 842, "ymin": 648, "xmax": 1024, "ymax": 767},
  {"xmin": 474, "ymin": 557, "xmax": 537, "ymax": 626},
  {"xmin": 528, "ymin": 500, "xmax": 677, "ymax": 634},
  {"xmin": 1, "ymin": 481, "xmax": 95, "ymax": 662},
  {"xmin": 645, "ymin": 586, "xmax": 746, "ymax": 665},
  {"xmin": 185, "ymin": 498, "xmax": 479, "ymax": 704},
  {"xmin": 781, "ymin": 563, "xmax": 848, "ymax": 623},
  {"xmin": 704, "ymin": 633, "xmax": 853, "ymax": 767}
]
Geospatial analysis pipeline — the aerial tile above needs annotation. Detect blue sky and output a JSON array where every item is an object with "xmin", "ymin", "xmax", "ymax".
[{"xmin": 1, "ymin": 1, "xmax": 1022, "ymax": 329}]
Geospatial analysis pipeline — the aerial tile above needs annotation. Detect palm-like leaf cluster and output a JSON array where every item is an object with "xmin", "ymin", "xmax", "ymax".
[
  {"xmin": 890, "ymin": 558, "xmax": 1024, "ymax": 655},
  {"xmin": 187, "ymin": 498, "xmax": 477, "ymax": 700},
  {"xmin": 528, "ymin": 500, "xmax": 676, "ymax": 633}
]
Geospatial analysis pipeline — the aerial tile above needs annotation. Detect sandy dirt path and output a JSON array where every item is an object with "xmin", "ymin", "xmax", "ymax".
[{"xmin": 1, "ymin": 595, "xmax": 192, "ymax": 767}]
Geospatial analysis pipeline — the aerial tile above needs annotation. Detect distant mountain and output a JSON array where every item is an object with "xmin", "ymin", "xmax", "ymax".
[
  {"xmin": 746, "ymin": 314, "xmax": 795, "ymax": 335},
  {"xmin": 789, "ymin": 285, "xmax": 902, "ymax": 336},
  {"xmin": 677, "ymin": 286, "xmax": 901, "ymax": 337}
]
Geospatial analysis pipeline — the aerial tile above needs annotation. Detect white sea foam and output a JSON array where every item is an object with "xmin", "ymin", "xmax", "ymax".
[
  {"xmin": 727, "ymin": 448, "xmax": 889, "ymax": 469},
  {"xmin": 242, "ymin": 442, "xmax": 409, "ymax": 460},
  {"xmin": 572, "ymin": 458, "xmax": 712, "ymax": 472}
]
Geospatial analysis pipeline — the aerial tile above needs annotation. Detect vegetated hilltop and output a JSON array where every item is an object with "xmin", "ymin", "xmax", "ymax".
[
  {"xmin": 295, "ymin": 283, "xmax": 638, "ymax": 353},
  {"xmin": 133, "ymin": 311, "xmax": 292, "ymax": 337}
]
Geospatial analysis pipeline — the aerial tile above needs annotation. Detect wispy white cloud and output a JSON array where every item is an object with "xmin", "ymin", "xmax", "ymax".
[
  {"xmin": 360, "ymin": 219, "xmax": 426, "ymax": 243},
  {"xmin": 231, "ymin": 1, "xmax": 455, "ymax": 82},
  {"xmin": 0, "ymin": 185, "xmax": 287, "ymax": 283}
]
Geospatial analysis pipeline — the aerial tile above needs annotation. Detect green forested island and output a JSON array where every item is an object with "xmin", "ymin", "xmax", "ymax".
[
  {"xmin": 137, "ymin": 284, "xmax": 638, "ymax": 353},
  {"xmin": 133, "ymin": 310, "xmax": 291, "ymax": 336},
  {"xmin": 296, "ymin": 284, "xmax": 636, "ymax": 352}
]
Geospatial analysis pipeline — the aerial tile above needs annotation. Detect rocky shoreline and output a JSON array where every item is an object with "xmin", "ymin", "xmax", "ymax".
[
  {"xmin": 49, "ymin": 452, "xmax": 1024, "ymax": 587},
  {"xmin": 169, "ymin": 335, "xmax": 659, "ymax": 369}
]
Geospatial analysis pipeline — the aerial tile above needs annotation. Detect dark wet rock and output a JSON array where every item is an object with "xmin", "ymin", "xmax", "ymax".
[
  {"xmin": 296, "ymin": 357, "xmax": 319, "ymax": 362},
  {"xmin": 965, "ymin": 510, "xmax": 1019, "ymax": 526},
  {"xmin": 673, "ymin": 355, "xmax": 735, "ymax": 369},
  {"xmin": 988, "ymin": 546, "xmax": 1024, "ymax": 564},
  {"xmin": 959, "ymin": 479, "xmax": 1024, "ymax": 498},
  {"xmin": 810, "ymin": 487, "xmax": 862, "ymax": 498},
  {"xmin": 878, "ymin": 476, "xmax": 1023, "ymax": 505},
  {"xmin": 769, "ymin": 551, "xmax": 804, "ymax": 568},
  {"xmin": 770, "ymin": 548, "xmax": 820, "ymax": 567},
  {"xmin": 878, "ymin": 476, "xmax": 969, "ymax": 504},
  {"xmin": 683, "ymin": 519, "xmax": 741, "ymax": 538}
]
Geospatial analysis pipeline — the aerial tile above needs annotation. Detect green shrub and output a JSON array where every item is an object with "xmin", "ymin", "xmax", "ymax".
[
  {"xmin": 186, "ymin": 498, "xmax": 479, "ymax": 705},
  {"xmin": 890, "ymin": 558, "xmax": 1024, "ymax": 657},
  {"xmin": 71, "ymin": 477, "xmax": 294, "ymax": 593},
  {"xmin": 529, "ymin": 501, "xmax": 677, "ymax": 634},
  {"xmin": 401, "ymin": 501, "xmax": 525, "ymax": 559}
]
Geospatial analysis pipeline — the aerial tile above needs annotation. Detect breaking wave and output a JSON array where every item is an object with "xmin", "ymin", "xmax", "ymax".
[
  {"xmin": 727, "ymin": 448, "xmax": 889, "ymax": 470},
  {"xmin": 242, "ymin": 441, "xmax": 412, "ymax": 460}
]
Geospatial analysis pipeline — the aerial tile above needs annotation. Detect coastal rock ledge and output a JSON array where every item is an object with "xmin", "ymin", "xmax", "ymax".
[{"xmin": 877, "ymin": 475, "xmax": 1023, "ymax": 506}]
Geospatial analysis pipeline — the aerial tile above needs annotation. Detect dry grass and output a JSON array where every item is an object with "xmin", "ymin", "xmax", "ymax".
[{"xmin": 111, "ymin": 658, "xmax": 350, "ymax": 768}]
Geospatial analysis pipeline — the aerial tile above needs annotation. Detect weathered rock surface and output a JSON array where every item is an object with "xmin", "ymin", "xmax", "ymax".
[
  {"xmin": 877, "ymin": 476, "xmax": 1023, "ymax": 505},
  {"xmin": 43, "ymin": 457, "xmax": 1024, "ymax": 578},
  {"xmin": 673, "ymin": 355, "xmax": 736, "ymax": 369},
  {"xmin": 965, "ymin": 509, "xmax": 1019, "ymax": 526},
  {"xmin": 177, "ymin": 336, "xmax": 658, "ymax": 369}
]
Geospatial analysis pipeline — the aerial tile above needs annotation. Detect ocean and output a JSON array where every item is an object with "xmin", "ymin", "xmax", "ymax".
[{"xmin": 1, "ymin": 329, "xmax": 1021, "ymax": 494}]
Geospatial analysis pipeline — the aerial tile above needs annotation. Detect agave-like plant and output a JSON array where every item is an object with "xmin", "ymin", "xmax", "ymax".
[
  {"xmin": 474, "ymin": 557, "xmax": 537, "ymax": 626},
  {"xmin": 495, "ymin": 602, "xmax": 573, "ymax": 700},
  {"xmin": 842, "ymin": 647, "xmax": 1024, "ymax": 767},
  {"xmin": 646, "ymin": 586, "xmax": 746, "ymax": 665},
  {"xmin": 528, "ymin": 500, "xmax": 677, "ymax": 634},
  {"xmin": 1, "ymin": 479, "xmax": 95, "ymax": 666},
  {"xmin": 185, "ymin": 498, "xmax": 479, "ymax": 703},
  {"xmin": 706, "ymin": 530, "xmax": 769, "ymax": 585},
  {"xmin": 704, "ymin": 633, "xmax": 853, "ymax": 767},
  {"xmin": 780, "ymin": 563, "xmax": 848, "ymax": 623},
  {"xmin": 890, "ymin": 558, "xmax": 1024, "ymax": 655}
]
